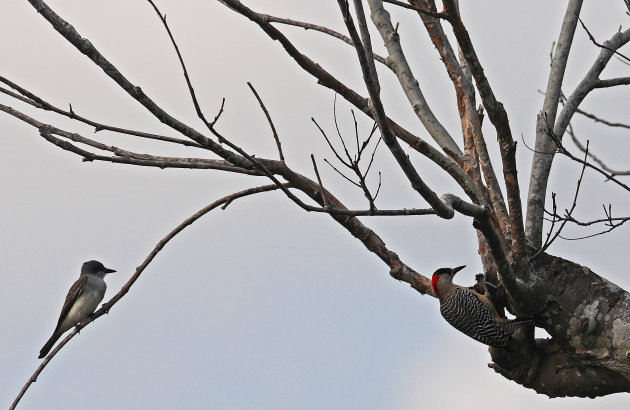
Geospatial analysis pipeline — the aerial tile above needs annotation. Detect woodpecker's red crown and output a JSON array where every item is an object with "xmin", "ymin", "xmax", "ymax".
[{"xmin": 431, "ymin": 265, "xmax": 466, "ymax": 298}]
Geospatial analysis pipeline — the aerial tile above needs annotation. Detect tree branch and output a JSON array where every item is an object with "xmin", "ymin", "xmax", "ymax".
[
  {"xmin": 595, "ymin": 76, "xmax": 630, "ymax": 88},
  {"xmin": 219, "ymin": 0, "xmax": 484, "ymax": 205},
  {"xmin": 526, "ymin": 0, "xmax": 583, "ymax": 246},
  {"xmin": 532, "ymin": 140, "xmax": 589, "ymax": 258},
  {"xmin": 527, "ymin": 20, "xmax": 630, "ymax": 246},
  {"xmin": 10, "ymin": 183, "xmax": 286, "ymax": 410},
  {"xmin": 246, "ymin": 82, "xmax": 284, "ymax": 161},
  {"xmin": 0, "ymin": 77, "xmax": 204, "ymax": 148},
  {"xmin": 568, "ymin": 124, "xmax": 630, "ymax": 176},
  {"xmin": 407, "ymin": 0, "xmax": 513, "ymax": 293},
  {"xmin": 556, "ymin": 28, "xmax": 630, "ymax": 137},
  {"xmin": 262, "ymin": 14, "xmax": 388, "ymax": 65},
  {"xmin": 0, "ymin": 104, "xmax": 256, "ymax": 174},
  {"xmin": 441, "ymin": 0, "xmax": 526, "ymax": 258},
  {"xmin": 579, "ymin": 18, "xmax": 630, "ymax": 64},
  {"xmin": 367, "ymin": 0, "xmax": 462, "ymax": 156},
  {"xmin": 26, "ymin": 0, "xmax": 253, "ymax": 169},
  {"xmin": 0, "ymin": 101, "xmax": 443, "ymax": 217},
  {"xmin": 409, "ymin": 0, "xmax": 510, "ymax": 239},
  {"xmin": 575, "ymin": 106, "xmax": 630, "ymax": 129},
  {"xmin": 147, "ymin": 0, "xmax": 392, "ymax": 218},
  {"xmin": 337, "ymin": 0, "xmax": 454, "ymax": 218}
]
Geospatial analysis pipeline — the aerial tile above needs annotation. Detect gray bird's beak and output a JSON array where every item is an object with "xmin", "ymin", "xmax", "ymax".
[
  {"xmin": 452, "ymin": 265, "xmax": 466, "ymax": 275},
  {"xmin": 104, "ymin": 268, "xmax": 116, "ymax": 274}
]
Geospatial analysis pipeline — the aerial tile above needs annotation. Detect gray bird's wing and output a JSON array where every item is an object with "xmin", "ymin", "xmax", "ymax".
[{"xmin": 53, "ymin": 275, "xmax": 87, "ymax": 331}]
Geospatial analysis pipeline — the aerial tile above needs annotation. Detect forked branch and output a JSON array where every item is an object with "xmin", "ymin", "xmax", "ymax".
[
  {"xmin": 527, "ymin": 14, "xmax": 630, "ymax": 246},
  {"xmin": 441, "ymin": 0, "xmax": 527, "ymax": 258}
]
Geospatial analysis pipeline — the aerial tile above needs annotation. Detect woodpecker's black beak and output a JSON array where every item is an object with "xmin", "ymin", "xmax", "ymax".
[
  {"xmin": 451, "ymin": 265, "xmax": 466, "ymax": 276},
  {"xmin": 104, "ymin": 267, "xmax": 116, "ymax": 274}
]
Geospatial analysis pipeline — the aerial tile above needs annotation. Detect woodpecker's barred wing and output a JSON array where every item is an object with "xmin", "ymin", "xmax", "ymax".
[
  {"xmin": 440, "ymin": 287, "xmax": 510, "ymax": 347},
  {"xmin": 503, "ymin": 317, "xmax": 534, "ymax": 334}
]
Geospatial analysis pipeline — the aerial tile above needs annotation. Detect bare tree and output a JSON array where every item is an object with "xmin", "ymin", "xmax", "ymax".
[{"xmin": 4, "ymin": 0, "xmax": 630, "ymax": 405}]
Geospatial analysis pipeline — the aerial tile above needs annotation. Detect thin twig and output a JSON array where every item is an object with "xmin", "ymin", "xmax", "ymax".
[
  {"xmin": 550, "ymin": 213, "xmax": 630, "ymax": 228},
  {"xmin": 312, "ymin": 117, "xmax": 352, "ymax": 167},
  {"xmin": 579, "ymin": 19, "xmax": 630, "ymax": 63},
  {"xmin": 323, "ymin": 158, "xmax": 361, "ymax": 187},
  {"xmin": 575, "ymin": 107, "xmax": 630, "ymax": 130},
  {"xmin": 0, "ymin": 79, "xmax": 204, "ymax": 148},
  {"xmin": 543, "ymin": 203, "xmax": 630, "ymax": 240},
  {"xmin": 557, "ymin": 204, "xmax": 629, "ymax": 239},
  {"xmin": 359, "ymin": 122, "xmax": 378, "ymax": 158},
  {"xmin": 543, "ymin": 126, "xmax": 630, "ymax": 193},
  {"xmin": 352, "ymin": 109, "xmax": 360, "ymax": 160},
  {"xmin": 146, "ymin": 0, "xmax": 216, "ymax": 129},
  {"xmin": 382, "ymin": 0, "xmax": 418, "ymax": 11},
  {"xmin": 333, "ymin": 94, "xmax": 354, "ymax": 164},
  {"xmin": 311, "ymin": 154, "xmax": 329, "ymax": 207},
  {"xmin": 210, "ymin": 98, "xmax": 226, "ymax": 127},
  {"xmin": 247, "ymin": 82, "xmax": 284, "ymax": 161},
  {"xmin": 317, "ymin": 97, "xmax": 382, "ymax": 210},
  {"xmin": 532, "ymin": 141, "xmax": 590, "ymax": 258},
  {"xmin": 382, "ymin": 0, "xmax": 448, "ymax": 18},
  {"xmin": 364, "ymin": 137, "xmax": 383, "ymax": 177},
  {"xmin": 558, "ymin": 225, "xmax": 627, "ymax": 240},
  {"xmin": 567, "ymin": 123, "xmax": 630, "ymax": 176},
  {"xmin": 263, "ymin": 14, "xmax": 388, "ymax": 65},
  {"xmin": 541, "ymin": 194, "xmax": 560, "ymax": 252},
  {"xmin": 373, "ymin": 172, "xmax": 383, "ymax": 200}
]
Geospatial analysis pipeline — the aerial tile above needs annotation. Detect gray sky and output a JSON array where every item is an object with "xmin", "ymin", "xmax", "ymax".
[{"xmin": 2, "ymin": 1, "xmax": 629, "ymax": 409}]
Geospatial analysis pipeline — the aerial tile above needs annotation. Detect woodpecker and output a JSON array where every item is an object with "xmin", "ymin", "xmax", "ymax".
[{"xmin": 431, "ymin": 266, "xmax": 529, "ymax": 348}]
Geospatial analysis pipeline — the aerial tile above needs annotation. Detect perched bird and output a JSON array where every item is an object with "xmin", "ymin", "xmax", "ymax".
[
  {"xmin": 39, "ymin": 260, "xmax": 116, "ymax": 358},
  {"xmin": 431, "ymin": 265, "xmax": 531, "ymax": 348}
]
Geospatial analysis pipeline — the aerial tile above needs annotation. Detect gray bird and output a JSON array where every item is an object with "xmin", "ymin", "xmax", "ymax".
[{"xmin": 39, "ymin": 260, "xmax": 116, "ymax": 358}]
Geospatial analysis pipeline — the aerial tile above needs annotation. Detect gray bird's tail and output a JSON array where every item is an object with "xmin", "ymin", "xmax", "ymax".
[{"xmin": 39, "ymin": 332, "xmax": 62, "ymax": 359}]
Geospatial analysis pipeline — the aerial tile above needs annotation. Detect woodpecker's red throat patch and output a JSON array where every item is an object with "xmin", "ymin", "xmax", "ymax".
[{"xmin": 431, "ymin": 274, "xmax": 440, "ymax": 299}]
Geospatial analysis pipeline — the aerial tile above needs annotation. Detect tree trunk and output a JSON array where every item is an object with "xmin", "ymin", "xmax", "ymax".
[{"xmin": 489, "ymin": 252, "xmax": 630, "ymax": 397}]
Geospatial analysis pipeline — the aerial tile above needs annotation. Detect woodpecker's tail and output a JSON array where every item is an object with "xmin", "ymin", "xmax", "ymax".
[
  {"xmin": 502, "ymin": 317, "xmax": 534, "ymax": 335},
  {"xmin": 39, "ymin": 332, "xmax": 62, "ymax": 359}
]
